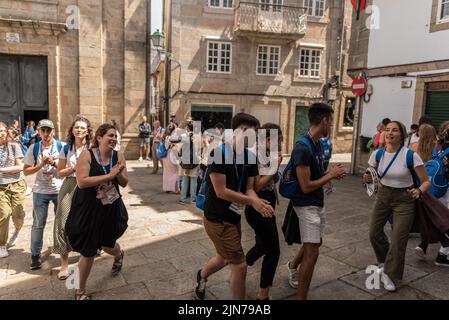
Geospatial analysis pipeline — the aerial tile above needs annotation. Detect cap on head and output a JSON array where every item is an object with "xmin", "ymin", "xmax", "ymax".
[{"xmin": 37, "ymin": 119, "xmax": 55, "ymax": 130}]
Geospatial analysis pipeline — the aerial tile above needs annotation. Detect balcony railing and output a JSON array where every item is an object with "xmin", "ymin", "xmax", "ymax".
[{"xmin": 234, "ymin": 1, "xmax": 307, "ymax": 37}]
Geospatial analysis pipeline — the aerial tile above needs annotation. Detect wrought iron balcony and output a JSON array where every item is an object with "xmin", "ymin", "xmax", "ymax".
[{"xmin": 234, "ymin": 1, "xmax": 307, "ymax": 39}]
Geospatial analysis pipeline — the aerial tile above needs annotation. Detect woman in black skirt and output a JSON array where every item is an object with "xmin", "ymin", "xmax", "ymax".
[
  {"xmin": 245, "ymin": 123, "xmax": 283, "ymax": 300},
  {"xmin": 66, "ymin": 124, "xmax": 128, "ymax": 300}
]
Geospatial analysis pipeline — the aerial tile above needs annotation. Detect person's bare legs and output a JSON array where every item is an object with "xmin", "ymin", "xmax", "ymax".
[
  {"xmin": 60, "ymin": 254, "xmax": 69, "ymax": 272},
  {"xmin": 290, "ymin": 245, "xmax": 304, "ymax": 269},
  {"xmin": 200, "ymin": 254, "xmax": 227, "ymax": 279},
  {"xmin": 76, "ymin": 256, "xmax": 94, "ymax": 296},
  {"xmin": 297, "ymin": 243, "xmax": 320, "ymax": 300},
  {"xmin": 102, "ymin": 243, "xmax": 121, "ymax": 259},
  {"xmin": 139, "ymin": 146, "xmax": 144, "ymax": 159},
  {"xmin": 145, "ymin": 144, "xmax": 150, "ymax": 159},
  {"xmin": 229, "ymin": 261, "xmax": 247, "ymax": 300}
]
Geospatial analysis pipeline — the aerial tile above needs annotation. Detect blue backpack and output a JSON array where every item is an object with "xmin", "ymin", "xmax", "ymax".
[
  {"xmin": 32, "ymin": 140, "xmax": 63, "ymax": 165},
  {"xmin": 375, "ymin": 147, "xmax": 420, "ymax": 187},
  {"xmin": 157, "ymin": 142, "xmax": 167, "ymax": 159},
  {"xmin": 279, "ymin": 136, "xmax": 318, "ymax": 199},
  {"xmin": 423, "ymin": 147, "xmax": 449, "ymax": 198}
]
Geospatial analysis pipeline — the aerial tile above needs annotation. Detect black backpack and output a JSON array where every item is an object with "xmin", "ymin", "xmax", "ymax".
[{"xmin": 180, "ymin": 133, "xmax": 200, "ymax": 170}]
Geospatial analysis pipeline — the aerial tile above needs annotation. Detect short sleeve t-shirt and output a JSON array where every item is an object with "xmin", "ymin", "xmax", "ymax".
[
  {"xmin": 368, "ymin": 147, "xmax": 424, "ymax": 188},
  {"xmin": 0, "ymin": 142, "xmax": 25, "ymax": 185},
  {"xmin": 291, "ymin": 135, "xmax": 325, "ymax": 208},
  {"xmin": 24, "ymin": 141, "xmax": 64, "ymax": 194},
  {"xmin": 59, "ymin": 144, "xmax": 87, "ymax": 178},
  {"xmin": 204, "ymin": 145, "xmax": 259, "ymax": 225}
]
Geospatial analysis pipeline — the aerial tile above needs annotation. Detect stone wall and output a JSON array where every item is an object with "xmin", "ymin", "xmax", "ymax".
[
  {"xmin": 167, "ymin": 0, "xmax": 354, "ymax": 154},
  {"xmin": 0, "ymin": 0, "xmax": 149, "ymax": 157}
]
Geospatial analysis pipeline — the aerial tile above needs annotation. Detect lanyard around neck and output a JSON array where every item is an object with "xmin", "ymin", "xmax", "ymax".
[
  {"xmin": 40, "ymin": 141, "xmax": 55, "ymax": 159},
  {"xmin": 306, "ymin": 132, "xmax": 325, "ymax": 175},
  {"xmin": 74, "ymin": 144, "xmax": 86, "ymax": 159},
  {"xmin": 97, "ymin": 148, "xmax": 113, "ymax": 175}
]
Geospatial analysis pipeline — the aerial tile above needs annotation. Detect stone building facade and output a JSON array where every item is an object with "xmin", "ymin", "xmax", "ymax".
[
  {"xmin": 0, "ymin": 0, "xmax": 150, "ymax": 157},
  {"xmin": 161, "ymin": 0, "xmax": 355, "ymax": 155},
  {"xmin": 348, "ymin": 0, "xmax": 449, "ymax": 172}
]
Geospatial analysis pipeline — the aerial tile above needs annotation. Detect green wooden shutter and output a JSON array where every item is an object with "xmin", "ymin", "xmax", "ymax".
[{"xmin": 425, "ymin": 92, "xmax": 449, "ymax": 131}]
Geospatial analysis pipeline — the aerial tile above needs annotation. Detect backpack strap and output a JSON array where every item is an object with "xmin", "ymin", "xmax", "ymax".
[
  {"xmin": 55, "ymin": 140, "xmax": 63, "ymax": 153},
  {"xmin": 437, "ymin": 147, "xmax": 449, "ymax": 160},
  {"xmin": 375, "ymin": 148, "xmax": 385, "ymax": 164},
  {"xmin": 63, "ymin": 143, "xmax": 71, "ymax": 157},
  {"xmin": 33, "ymin": 141, "xmax": 40, "ymax": 164},
  {"xmin": 406, "ymin": 149, "xmax": 421, "ymax": 187},
  {"xmin": 406, "ymin": 149, "xmax": 414, "ymax": 170}
]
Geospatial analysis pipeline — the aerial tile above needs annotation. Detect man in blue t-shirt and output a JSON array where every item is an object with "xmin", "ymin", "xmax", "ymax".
[{"xmin": 285, "ymin": 103, "xmax": 348, "ymax": 300}]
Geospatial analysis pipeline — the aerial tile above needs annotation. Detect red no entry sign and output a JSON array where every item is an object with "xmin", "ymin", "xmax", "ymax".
[{"xmin": 352, "ymin": 76, "xmax": 367, "ymax": 97}]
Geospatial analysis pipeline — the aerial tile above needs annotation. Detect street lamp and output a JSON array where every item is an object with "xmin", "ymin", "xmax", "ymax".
[
  {"xmin": 151, "ymin": 29, "xmax": 165, "ymax": 49},
  {"xmin": 151, "ymin": 29, "xmax": 172, "ymax": 59},
  {"xmin": 151, "ymin": 29, "xmax": 174, "ymax": 126}
]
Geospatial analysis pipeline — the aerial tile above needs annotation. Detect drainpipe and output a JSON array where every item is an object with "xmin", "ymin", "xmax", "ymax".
[
  {"xmin": 164, "ymin": 0, "xmax": 172, "ymax": 127},
  {"xmin": 146, "ymin": 0, "xmax": 151, "ymax": 118}
]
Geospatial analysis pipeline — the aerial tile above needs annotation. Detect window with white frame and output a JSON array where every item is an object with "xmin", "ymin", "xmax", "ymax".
[
  {"xmin": 260, "ymin": 0, "xmax": 283, "ymax": 12},
  {"xmin": 299, "ymin": 48, "xmax": 321, "ymax": 78},
  {"xmin": 209, "ymin": 0, "xmax": 233, "ymax": 9},
  {"xmin": 257, "ymin": 45, "xmax": 280, "ymax": 75},
  {"xmin": 439, "ymin": 0, "xmax": 449, "ymax": 22},
  {"xmin": 304, "ymin": 0, "xmax": 325, "ymax": 17},
  {"xmin": 207, "ymin": 42, "xmax": 232, "ymax": 73}
]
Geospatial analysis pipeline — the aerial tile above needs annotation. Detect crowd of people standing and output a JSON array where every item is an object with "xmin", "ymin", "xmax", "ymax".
[{"xmin": 3, "ymin": 107, "xmax": 449, "ymax": 301}]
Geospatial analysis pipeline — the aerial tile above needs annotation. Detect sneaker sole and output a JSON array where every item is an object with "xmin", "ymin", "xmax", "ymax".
[
  {"xmin": 30, "ymin": 266, "xmax": 42, "ymax": 270},
  {"xmin": 288, "ymin": 281, "xmax": 298, "ymax": 289}
]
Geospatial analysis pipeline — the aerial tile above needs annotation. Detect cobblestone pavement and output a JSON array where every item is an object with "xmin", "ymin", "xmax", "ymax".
[{"xmin": 1, "ymin": 157, "xmax": 449, "ymax": 300}]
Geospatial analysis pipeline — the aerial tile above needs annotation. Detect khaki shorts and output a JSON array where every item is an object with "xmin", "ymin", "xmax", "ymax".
[{"xmin": 203, "ymin": 217, "xmax": 245, "ymax": 264}]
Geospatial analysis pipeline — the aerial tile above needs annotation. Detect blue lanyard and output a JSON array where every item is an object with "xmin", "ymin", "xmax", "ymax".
[
  {"xmin": 233, "ymin": 148, "xmax": 246, "ymax": 192},
  {"xmin": 40, "ymin": 141, "xmax": 55, "ymax": 159},
  {"xmin": 97, "ymin": 148, "xmax": 113, "ymax": 175},
  {"xmin": 307, "ymin": 132, "xmax": 325, "ymax": 174}
]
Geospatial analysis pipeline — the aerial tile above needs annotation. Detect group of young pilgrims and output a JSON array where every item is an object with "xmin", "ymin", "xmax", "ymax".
[
  {"xmin": 2, "ymin": 103, "xmax": 449, "ymax": 300},
  {"xmin": 0, "ymin": 117, "xmax": 128, "ymax": 300}
]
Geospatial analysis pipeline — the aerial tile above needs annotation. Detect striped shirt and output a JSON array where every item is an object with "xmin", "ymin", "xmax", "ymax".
[{"xmin": 0, "ymin": 142, "xmax": 25, "ymax": 185}]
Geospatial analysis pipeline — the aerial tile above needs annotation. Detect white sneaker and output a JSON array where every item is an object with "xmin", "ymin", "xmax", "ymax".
[
  {"xmin": 0, "ymin": 246, "xmax": 8, "ymax": 258},
  {"xmin": 286, "ymin": 261, "xmax": 299, "ymax": 289},
  {"xmin": 7, "ymin": 229, "xmax": 20, "ymax": 248},
  {"xmin": 379, "ymin": 268, "xmax": 396, "ymax": 292},
  {"xmin": 138, "ymin": 157, "xmax": 143, "ymax": 161}
]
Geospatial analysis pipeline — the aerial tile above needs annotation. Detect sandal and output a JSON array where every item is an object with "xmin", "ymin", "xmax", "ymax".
[
  {"xmin": 111, "ymin": 250, "xmax": 124, "ymax": 276},
  {"xmin": 57, "ymin": 269, "xmax": 71, "ymax": 281},
  {"xmin": 75, "ymin": 291, "xmax": 92, "ymax": 300}
]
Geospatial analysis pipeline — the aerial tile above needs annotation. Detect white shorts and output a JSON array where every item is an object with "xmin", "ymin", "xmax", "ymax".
[{"xmin": 294, "ymin": 206, "xmax": 326, "ymax": 244}]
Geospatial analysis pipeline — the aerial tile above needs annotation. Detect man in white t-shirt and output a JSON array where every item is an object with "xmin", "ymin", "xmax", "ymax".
[{"xmin": 23, "ymin": 119, "xmax": 64, "ymax": 270}]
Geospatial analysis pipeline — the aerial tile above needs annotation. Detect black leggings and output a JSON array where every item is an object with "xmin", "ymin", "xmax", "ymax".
[{"xmin": 245, "ymin": 190, "xmax": 280, "ymax": 289}]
